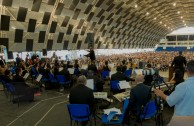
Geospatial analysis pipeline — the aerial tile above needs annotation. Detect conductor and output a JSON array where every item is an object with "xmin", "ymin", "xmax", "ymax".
[
  {"xmin": 84, "ymin": 47, "xmax": 96, "ymax": 61},
  {"xmin": 171, "ymin": 51, "xmax": 187, "ymax": 76}
]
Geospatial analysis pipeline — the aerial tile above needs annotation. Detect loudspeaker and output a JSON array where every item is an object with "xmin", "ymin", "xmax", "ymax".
[
  {"xmin": 42, "ymin": 49, "xmax": 47, "ymax": 56},
  {"xmin": 8, "ymin": 51, "xmax": 13, "ymax": 59},
  {"xmin": 86, "ymin": 33, "xmax": 94, "ymax": 48}
]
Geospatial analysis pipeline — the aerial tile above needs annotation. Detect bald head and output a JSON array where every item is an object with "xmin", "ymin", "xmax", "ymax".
[
  {"xmin": 135, "ymin": 74, "xmax": 144, "ymax": 84},
  {"xmin": 77, "ymin": 75, "xmax": 87, "ymax": 85}
]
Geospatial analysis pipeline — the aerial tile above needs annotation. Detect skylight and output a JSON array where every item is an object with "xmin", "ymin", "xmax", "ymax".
[{"xmin": 170, "ymin": 27, "xmax": 194, "ymax": 35}]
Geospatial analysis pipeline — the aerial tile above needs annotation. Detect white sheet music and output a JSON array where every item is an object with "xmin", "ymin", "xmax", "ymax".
[
  {"xmin": 23, "ymin": 73, "xmax": 30, "ymax": 79},
  {"xmin": 68, "ymin": 68, "xmax": 74, "ymax": 74},
  {"xmin": 135, "ymin": 69, "xmax": 143, "ymax": 75},
  {"xmin": 119, "ymin": 81, "xmax": 131, "ymax": 89},
  {"xmin": 104, "ymin": 107, "xmax": 122, "ymax": 115},
  {"xmin": 86, "ymin": 79, "xmax": 94, "ymax": 90},
  {"xmin": 36, "ymin": 74, "xmax": 42, "ymax": 82},
  {"xmin": 59, "ymin": 67, "xmax": 63, "ymax": 72},
  {"xmin": 93, "ymin": 92, "xmax": 107, "ymax": 99},
  {"xmin": 81, "ymin": 65, "xmax": 87, "ymax": 70}
]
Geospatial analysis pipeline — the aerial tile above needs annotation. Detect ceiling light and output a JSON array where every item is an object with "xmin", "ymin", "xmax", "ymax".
[
  {"xmin": 184, "ymin": 24, "xmax": 186, "ymax": 26},
  {"xmin": 154, "ymin": 17, "xmax": 157, "ymax": 20},
  {"xmin": 173, "ymin": 3, "xmax": 176, "ymax": 6},
  {"xmin": 164, "ymin": 24, "xmax": 167, "ymax": 27},
  {"xmin": 135, "ymin": 4, "xmax": 138, "ymax": 8},
  {"xmin": 160, "ymin": 21, "xmax": 162, "ymax": 24},
  {"xmin": 177, "ymin": 11, "xmax": 180, "ymax": 14},
  {"xmin": 183, "ymin": 20, "xmax": 185, "ymax": 23},
  {"xmin": 181, "ymin": 16, "xmax": 183, "ymax": 19},
  {"xmin": 146, "ymin": 12, "xmax": 149, "ymax": 15}
]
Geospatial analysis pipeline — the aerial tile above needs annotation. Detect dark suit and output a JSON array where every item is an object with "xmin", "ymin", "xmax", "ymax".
[
  {"xmin": 13, "ymin": 75, "xmax": 25, "ymax": 83},
  {"xmin": 171, "ymin": 55, "xmax": 187, "ymax": 72},
  {"xmin": 111, "ymin": 72, "xmax": 131, "ymax": 81},
  {"xmin": 122, "ymin": 65, "xmax": 127, "ymax": 73},
  {"xmin": 129, "ymin": 83, "xmax": 151, "ymax": 114},
  {"xmin": 88, "ymin": 64, "xmax": 98, "ymax": 73},
  {"xmin": 69, "ymin": 84, "xmax": 95, "ymax": 111},
  {"xmin": 86, "ymin": 50, "xmax": 96, "ymax": 61}
]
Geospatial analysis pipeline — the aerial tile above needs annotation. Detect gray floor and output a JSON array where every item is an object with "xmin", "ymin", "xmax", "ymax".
[{"xmin": 0, "ymin": 72, "xmax": 174, "ymax": 126}]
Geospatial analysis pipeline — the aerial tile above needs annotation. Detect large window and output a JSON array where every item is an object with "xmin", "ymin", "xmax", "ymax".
[
  {"xmin": 166, "ymin": 36, "xmax": 176, "ymax": 41},
  {"xmin": 177, "ymin": 35, "xmax": 188, "ymax": 41}
]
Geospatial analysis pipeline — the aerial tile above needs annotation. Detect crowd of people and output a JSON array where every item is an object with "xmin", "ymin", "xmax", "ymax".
[{"xmin": 1, "ymin": 50, "xmax": 194, "ymax": 125}]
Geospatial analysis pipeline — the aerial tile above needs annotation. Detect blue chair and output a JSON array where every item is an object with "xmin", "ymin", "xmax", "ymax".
[
  {"xmin": 101, "ymin": 71, "xmax": 110, "ymax": 80},
  {"xmin": 139, "ymin": 100, "xmax": 157, "ymax": 119},
  {"xmin": 136, "ymin": 100, "xmax": 157, "ymax": 126},
  {"xmin": 55, "ymin": 75, "xmax": 71, "ymax": 86},
  {"xmin": 124, "ymin": 69, "xmax": 132, "ymax": 77},
  {"xmin": 67, "ymin": 104, "xmax": 96, "ymax": 126},
  {"xmin": 48, "ymin": 73, "xmax": 58, "ymax": 83},
  {"xmin": 110, "ymin": 81, "xmax": 120, "ymax": 91},
  {"xmin": 101, "ymin": 99, "xmax": 129, "ymax": 125}
]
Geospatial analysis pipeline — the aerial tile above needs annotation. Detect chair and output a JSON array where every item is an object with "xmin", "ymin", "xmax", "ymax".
[
  {"xmin": 137, "ymin": 100, "xmax": 157, "ymax": 126},
  {"xmin": 101, "ymin": 99, "xmax": 129, "ymax": 125},
  {"xmin": 101, "ymin": 71, "xmax": 110, "ymax": 80},
  {"xmin": 55, "ymin": 75, "xmax": 71, "ymax": 86},
  {"xmin": 110, "ymin": 81, "xmax": 120, "ymax": 94},
  {"xmin": 124, "ymin": 69, "xmax": 132, "ymax": 77},
  {"xmin": 6, "ymin": 83, "xmax": 21, "ymax": 107},
  {"xmin": 48, "ymin": 73, "xmax": 58, "ymax": 83},
  {"xmin": 67, "ymin": 104, "xmax": 96, "ymax": 126}
]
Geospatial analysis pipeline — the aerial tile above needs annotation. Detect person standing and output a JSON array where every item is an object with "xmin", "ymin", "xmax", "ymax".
[
  {"xmin": 85, "ymin": 47, "xmax": 96, "ymax": 61},
  {"xmin": 16, "ymin": 54, "xmax": 21, "ymax": 66},
  {"xmin": 155, "ymin": 60, "xmax": 194, "ymax": 116},
  {"xmin": 171, "ymin": 51, "xmax": 187, "ymax": 76}
]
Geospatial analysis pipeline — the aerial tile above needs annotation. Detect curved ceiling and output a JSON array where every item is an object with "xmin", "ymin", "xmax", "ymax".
[{"xmin": 0, "ymin": 0, "xmax": 191, "ymax": 51}]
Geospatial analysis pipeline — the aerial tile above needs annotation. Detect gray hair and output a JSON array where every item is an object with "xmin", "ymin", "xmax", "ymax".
[{"xmin": 77, "ymin": 75, "xmax": 87, "ymax": 85}]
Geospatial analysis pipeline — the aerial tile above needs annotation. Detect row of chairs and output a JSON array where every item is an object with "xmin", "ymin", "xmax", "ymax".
[
  {"xmin": 67, "ymin": 99, "xmax": 157, "ymax": 126},
  {"xmin": 101, "ymin": 69, "xmax": 133, "ymax": 80}
]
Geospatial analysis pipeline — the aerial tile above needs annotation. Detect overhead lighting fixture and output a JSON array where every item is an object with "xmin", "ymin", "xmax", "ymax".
[
  {"xmin": 146, "ymin": 12, "xmax": 149, "ymax": 15},
  {"xmin": 177, "ymin": 11, "xmax": 180, "ymax": 14},
  {"xmin": 184, "ymin": 24, "xmax": 187, "ymax": 26},
  {"xmin": 135, "ymin": 4, "xmax": 138, "ymax": 8},
  {"xmin": 164, "ymin": 24, "xmax": 167, "ymax": 27},
  {"xmin": 160, "ymin": 21, "xmax": 162, "ymax": 24},
  {"xmin": 183, "ymin": 20, "xmax": 185, "ymax": 23},
  {"xmin": 181, "ymin": 16, "xmax": 183, "ymax": 19},
  {"xmin": 154, "ymin": 17, "xmax": 157, "ymax": 20},
  {"xmin": 173, "ymin": 3, "xmax": 176, "ymax": 6}
]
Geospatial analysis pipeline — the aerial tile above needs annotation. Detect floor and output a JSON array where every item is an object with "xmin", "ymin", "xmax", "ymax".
[{"xmin": 0, "ymin": 71, "xmax": 174, "ymax": 126}]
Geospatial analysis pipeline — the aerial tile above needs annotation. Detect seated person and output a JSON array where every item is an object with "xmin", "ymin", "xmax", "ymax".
[
  {"xmin": 111, "ymin": 66, "xmax": 134, "ymax": 93},
  {"xmin": 1, "ymin": 69, "xmax": 12, "ymax": 83},
  {"xmin": 121, "ymin": 60, "xmax": 127, "ymax": 73},
  {"xmin": 111, "ymin": 66, "xmax": 133, "ymax": 82},
  {"xmin": 102, "ymin": 61, "xmax": 111, "ymax": 71},
  {"xmin": 13, "ymin": 67, "xmax": 26, "ymax": 82},
  {"xmin": 88, "ymin": 61, "xmax": 98, "ymax": 73},
  {"xmin": 128, "ymin": 75, "xmax": 152, "ymax": 114},
  {"xmin": 69, "ymin": 75, "xmax": 95, "ymax": 126},
  {"xmin": 124, "ymin": 75, "xmax": 151, "ymax": 124},
  {"xmin": 87, "ymin": 70, "xmax": 104, "ymax": 92}
]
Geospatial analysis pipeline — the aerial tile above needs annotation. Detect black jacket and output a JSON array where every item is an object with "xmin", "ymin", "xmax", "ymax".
[
  {"xmin": 171, "ymin": 55, "xmax": 187, "ymax": 69},
  {"xmin": 111, "ymin": 72, "xmax": 131, "ymax": 81},
  {"xmin": 69, "ymin": 84, "xmax": 95, "ymax": 110},
  {"xmin": 129, "ymin": 83, "xmax": 151, "ymax": 114}
]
